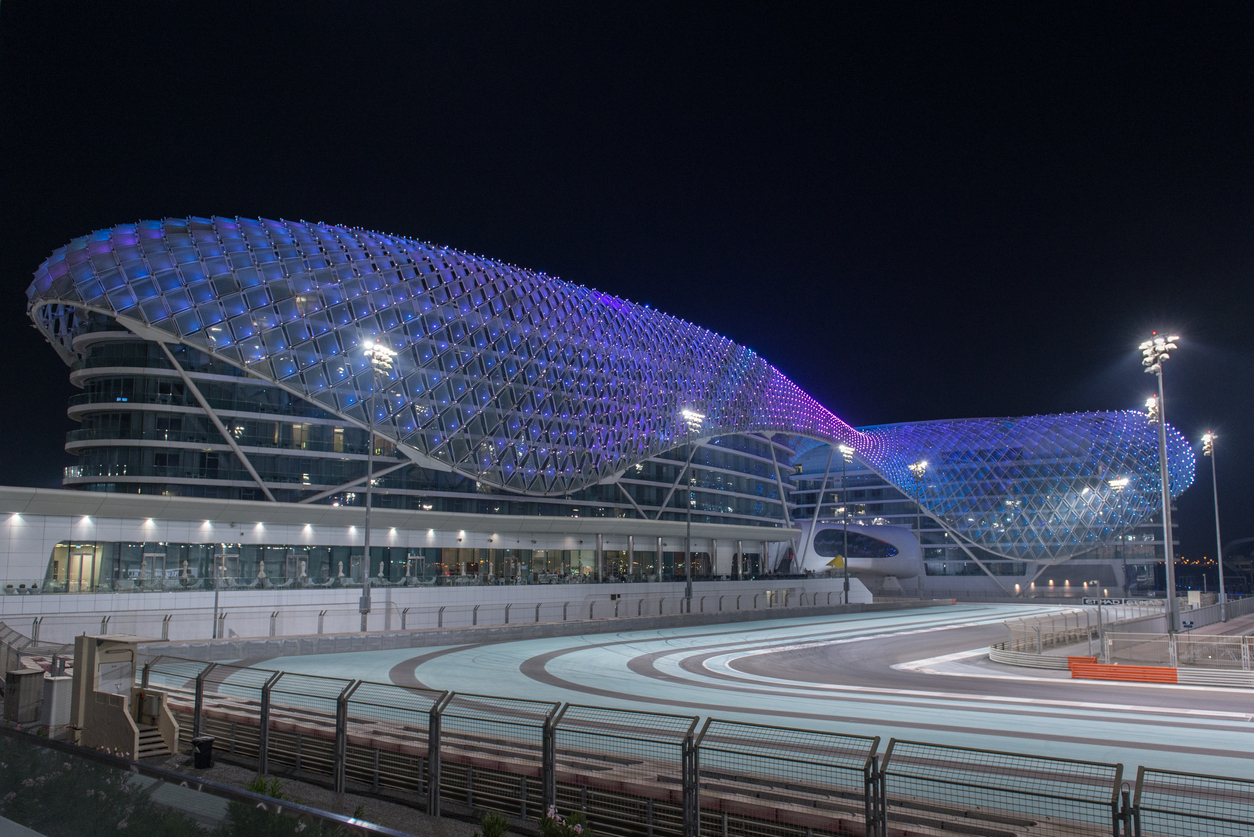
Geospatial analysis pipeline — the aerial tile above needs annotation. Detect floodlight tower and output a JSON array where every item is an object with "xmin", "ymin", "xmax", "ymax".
[
  {"xmin": 907, "ymin": 460, "xmax": 928, "ymax": 563},
  {"xmin": 360, "ymin": 339, "xmax": 397, "ymax": 632},
  {"xmin": 838, "ymin": 444, "xmax": 854, "ymax": 604},
  {"xmin": 1141, "ymin": 333, "xmax": 1179, "ymax": 632},
  {"xmin": 680, "ymin": 408, "xmax": 705, "ymax": 610},
  {"xmin": 1202, "ymin": 432, "xmax": 1226, "ymax": 621}
]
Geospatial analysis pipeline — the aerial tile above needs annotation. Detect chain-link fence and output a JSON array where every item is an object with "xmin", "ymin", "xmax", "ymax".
[
  {"xmin": 695, "ymin": 720, "xmax": 879, "ymax": 837},
  {"xmin": 1004, "ymin": 609, "xmax": 1100, "ymax": 653},
  {"xmin": 343, "ymin": 680, "xmax": 445, "ymax": 800},
  {"xmin": 554, "ymin": 704, "xmax": 698, "ymax": 837},
  {"xmin": 1105, "ymin": 632, "xmax": 1254, "ymax": 670},
  {"xmin": 101, "ymin": 653, "xmax": 1254, "ymax": 837},
  {"xmin": 438, "ymin": 692, "xmax": 560, "ymax": 820},
  {"xmin": 1133, "ymin": 768, "xmax": 1254, "ymax": 837},
  {"xmin": 881, "ymin": 739, "xmax": 1123, "ymax": 837}
]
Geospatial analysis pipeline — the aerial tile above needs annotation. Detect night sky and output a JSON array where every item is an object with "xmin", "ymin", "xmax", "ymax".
[{"xmin": 2, "ymin": 3, "xmax": 1250, "ymax": 561}]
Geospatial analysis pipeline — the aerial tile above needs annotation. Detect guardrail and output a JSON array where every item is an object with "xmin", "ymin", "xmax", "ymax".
[
  {"xmin": 1, "ymin": 587, "xmax": 856, "ymax": 645},
  {"xmin": 132, "ymin": 653, "xmax": 1254, "ymax": 837}
]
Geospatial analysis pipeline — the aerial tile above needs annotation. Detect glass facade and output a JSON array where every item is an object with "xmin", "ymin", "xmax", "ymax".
[
  {"xmin": 64, "ymin": 332, "xmax": 796, "ymax": 523},
  {"xmin": 41, "ymin": 539, "xmax": 766, "ymax": 592}
]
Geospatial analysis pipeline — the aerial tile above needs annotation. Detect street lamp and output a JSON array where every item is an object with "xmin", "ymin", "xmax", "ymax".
[
  {"xmin": 838, "ymin": 444, "xmax": 854, "ymax": 604},
  {"xmin": 1202, "ymin": 432, "xmax": 1226, "ymax": 621},
  {"xmin": 360, "ymin": 339, "xmax": 396, "ymax": 632},
  {"xmin": 1141, "ymin": 333, "xmax": 1180, "ymax": 632},
  {"xmin": 1107, "ymin": 477, "xmax": 1130, "ymax": 594},
  {"xmin": 907, "ymin": 460, "xmax": 928, "ymax": 563},
  {"xmin": 680, "ymin": 408, "xmax": 705, "ymax": 611}
]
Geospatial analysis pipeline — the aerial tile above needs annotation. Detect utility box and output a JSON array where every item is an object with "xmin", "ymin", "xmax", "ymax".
[
  {"xmin": 41, "ymin": 675, "xmax": 73, "ymax": 739},
  {"xmin": 4, "ymin": 668, "xmax": 45, "ymax": 724},
  {"xmin": 1187, "ymin": 591, "xmax": 1218, "ymax": 608}
]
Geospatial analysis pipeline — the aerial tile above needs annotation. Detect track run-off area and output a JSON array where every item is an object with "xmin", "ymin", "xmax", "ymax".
[{"xmin": 238, "ymin": 603, "xmax": 1254, "ymax": 780}]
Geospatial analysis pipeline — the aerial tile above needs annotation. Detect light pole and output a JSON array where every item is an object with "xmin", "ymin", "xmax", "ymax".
[
  {"xmin": 839, "ymin": 444, "xmax": 853, "ymax": 604},
  {"xmin": 680, "ymin": 408, "xmax": 705, "ymax": 611},
  {"xmin": 1108, "ymin": 477, "xmax": 1129, "ymax": 594},
  {"xmin": 1141, "ymin": 333, "xmax": 1179, "ymax": 632},
  {"xmin": 360, "ymin": 339, "xmax": 396, "ymax": 632},
  {"xmin": 907, "ymin": 460, "xmax": 928, "ymax": 566},
  {"xmin": 1202, "ymin": 432, "xmax": 1226, "ymax": 621}
]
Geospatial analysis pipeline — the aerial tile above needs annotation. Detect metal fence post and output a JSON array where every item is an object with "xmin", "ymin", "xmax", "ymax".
[
  {"xmin": 505, "ymin": 603, "xmax": 512, "ymax": 624},
  {"xmin": 270, "ymin": 611, "xmax": 279, "ymax": 637},
  {"xmin": 401, "ymin": 607, "xmax": 410, "ymax": 630},
  {"xmin": 258, "ymin": 671, "xmax": 283, "ymax": 775},
  {"xmin": 544, "ymin": 704, "xmax": 567, "ymax": 815},
  {"xmin": 193, "ymin": 662, "xmax": 216, "ymax": 740},
  {"xmin": 1244, "ymin": 636, "xmax": 1251, "ymax": 671},
  {"xmin": 427, "ymin": 692, "xmax": 452, "ymax": 817},
  {"xmin": 1169, "ymin": 634, "xmax": 1178, "ymax": 667},
  {"xmin": 438, "ymin": 605, "xmax": 445, "ymax": 628},
  {"xmin": 535, "ymin": 602, "xmax": 542, "ymax": 623},
  {"xmin": 864, "ymin": 754, "xmax": 882, "ymax": 837},
  {"xmin": 1119, "ymin": 785, "xmax": 1133, "ymax": 837},
  {"xmin": 473, "ymin": 604, "xmax": 480, "ymax": 626},
  {"xmin": 682, "ymin": 731, "xmax": 698, "ymax": 837},
  {"xmin": 563, "ymin": 601, "xmax": 569, "ymax": 621},
  {"xmin": 162, "ymin": 614, "xmax": 172, "ymax": 641},
  {"xmin": 590, "ymin": 601, "xmax": 595, "ymax": 620},
  {"xmin": 334, "ymin": 680, "xmax": 361, "ymax": 793}
]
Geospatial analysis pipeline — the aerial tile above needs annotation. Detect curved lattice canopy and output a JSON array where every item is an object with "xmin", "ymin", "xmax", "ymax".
[
  {"xmin": 27, "ymin": 217, "xmax": 861, "ymax": 495},
  {"xmin": 26, "ymin": 217, "xmax": 1196, "ymax": 561},
  {"xmin": 862, "ymin": 413, "xmax": 1195, "ymax": 562}
]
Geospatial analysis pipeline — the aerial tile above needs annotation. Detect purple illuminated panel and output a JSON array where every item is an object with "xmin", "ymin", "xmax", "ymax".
[{"xmin": 27, "ymin": 217, "xmax": 1196, "ymax": 560}]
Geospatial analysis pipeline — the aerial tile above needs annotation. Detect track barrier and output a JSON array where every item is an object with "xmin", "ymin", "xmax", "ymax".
[{"xmin": 127, "ymin": 653, "xmax": 1254, "ymax": 837}]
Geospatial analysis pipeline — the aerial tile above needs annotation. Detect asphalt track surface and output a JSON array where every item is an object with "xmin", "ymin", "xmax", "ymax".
[{"xmin": 248, "ymin": 603, "xmax": 1254, "ymax": 780}]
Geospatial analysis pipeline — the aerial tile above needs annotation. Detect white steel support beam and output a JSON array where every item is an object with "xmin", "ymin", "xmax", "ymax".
[
  {"xmin": 157, "ymin": 343, "xmax": 276, "ymax": 502},
  {"xmin": 297, "ymin": 460, "xmax": 410, "ymax": 505},
  {"xmin": 655, "ymin": 443, "xmax": 702, "ymax": 521},
  {"xmin": 615, "ymin": 481, "xmax": 651, "ymax": 520},
  {"xmin": 798, "ymin": 445, "xmax": 835, "ymax": 568}
]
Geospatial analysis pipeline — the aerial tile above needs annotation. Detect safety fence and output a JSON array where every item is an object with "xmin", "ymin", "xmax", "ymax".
[
  {"xmin": 3, "ymin": 588, "xmax": 837, "ymax": 646},
  {"xmin": 1000, "ymin": 604, "xmax": 1162, "ymax": 656},
  {"xmin": 1105, "ymin": 631, "xmax": 1254, "ymax": 670},
  {"xmin": 134, "ymin": 653, "xmax": 1254, "ymax": 837},
  {"xmin": 1133, "ymin": 768, "xmax": 1254, "ymax": 837}
]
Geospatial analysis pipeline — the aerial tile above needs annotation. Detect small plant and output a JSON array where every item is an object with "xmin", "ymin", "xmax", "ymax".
[
  {"xmin": 475, "ymin": 811, "xmax": 509, "ymax": 837},
  {"xmin": 539, "ymin": 807, "xmax": 591, "ymax": 837}
]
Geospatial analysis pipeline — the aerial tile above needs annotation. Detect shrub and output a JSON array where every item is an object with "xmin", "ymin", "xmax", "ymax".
[
  {"xmin": 475, "ymin": 811, "xmax": 510, "ymax": 837},
  {"xmin": 539, "ymin": 806, "xmax": 591, "ymax": 837}
]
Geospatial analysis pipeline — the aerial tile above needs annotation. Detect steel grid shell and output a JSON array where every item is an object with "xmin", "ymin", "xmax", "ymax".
[{"xmin": 27, "ymin": 217, "xmax": 1195, "ymax": 561}]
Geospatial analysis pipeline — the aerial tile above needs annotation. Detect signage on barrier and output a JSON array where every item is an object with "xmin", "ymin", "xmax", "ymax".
[{"xmin": 1082, "ymin": 597, "xmax": 1155, "ymax": 605}]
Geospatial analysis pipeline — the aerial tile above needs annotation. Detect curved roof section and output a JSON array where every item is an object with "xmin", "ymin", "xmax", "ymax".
[
  {"xmin": 27, "ymin": 217, "xmax": 862, "ymax": 495},
  {"xmin": 26, "ymin": 217, "xmax": 1196, "ymax": 561},
  {"xmin": 861, "ymin": 413, "xmax": 1195, "ymax": 562}
]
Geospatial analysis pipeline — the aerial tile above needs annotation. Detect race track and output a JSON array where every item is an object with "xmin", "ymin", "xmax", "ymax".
[{"xmin": 247, "ymin": 603, "xmax": 1254, "ymax": 779}]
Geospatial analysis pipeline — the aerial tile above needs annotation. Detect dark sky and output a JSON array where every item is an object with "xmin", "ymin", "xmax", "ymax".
[{"xmin": 2, "ymin": 3, "xmax": 1251, "ymax": 560}]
